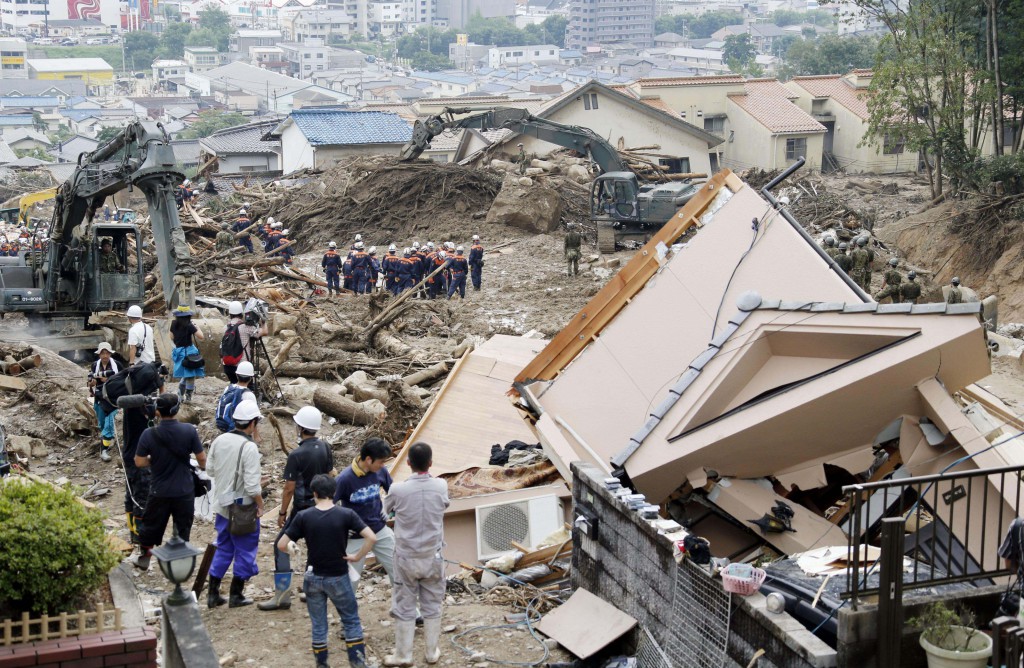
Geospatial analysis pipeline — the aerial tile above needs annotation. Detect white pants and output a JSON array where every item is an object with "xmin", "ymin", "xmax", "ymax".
[
  {"xmin": 346, "ymin": 525, "xmax": 395, "ymax": 583},
  {"xmin": 391, "ymin": 552, "xmax": 444, "ymax": 621}
]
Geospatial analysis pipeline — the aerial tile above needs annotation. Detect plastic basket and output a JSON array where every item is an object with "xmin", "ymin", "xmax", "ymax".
[{"xmin": 720, "ymin": 563, "xmax": 767, "ymax": 596}]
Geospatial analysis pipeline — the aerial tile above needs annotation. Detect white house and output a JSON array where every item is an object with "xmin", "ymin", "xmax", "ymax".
[
  {"xmin": 199, "ymin": 119, "xmax": 282, "ymax": 174},
  {"xmin": 268, "ymin": 109, "xmax": 411, "ymax": 173},
  {"xmin": 486, "ymin": 44, "xmax": 560, "ymax": 69}
]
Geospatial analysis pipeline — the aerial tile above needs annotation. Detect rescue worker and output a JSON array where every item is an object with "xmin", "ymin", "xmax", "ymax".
[
  {"xmin": 836, "ymin": 242, "xmax": 853, "ymax": 274},
  {"xmin": 873, "ymin": 258, "xmax": 903, "ymax": 303},
  {"xmin": 233, "ymin": 209, "xmax": 254, "ymax": 254},
  {"xmin": 565, "ymin": 224, "xmax": 583, "ymax": 276},
  {"xmin": 342, "ymin": 249, "xmax": 355, "ymax": 292},
  {"xmin": 322, "ymin": 242, "xmax": 342, "ymax": 297},
  {"xmin": 127, "ymin": 304, "xmax": 155, "ymax": 365},
  {"xmin": 383, "ymin": 244, "xmax": 400, "ymax": 294},
  {"xmin": 90, "ymin": 342, "xmax": 120, "ymax": 463},
  {"xmin": 900, "ymin": 270, "xmax": 922, "ymax": 304},
  {"xmin": 427, "ymin": 250, "xmax": 446, "ymax": 299},
  {"xmin": 397, "ymin": 248, "xmax": 416, "ymax": 293},
  {"xmin": 447, "ymin": 246, "xmax": 469, "ymax": 300},
  {"xmin": 216, "ymin": 223, "xmax": 235, "ymax": 253},
  {"xmin": 266, "ymin": 222, "xmax": 283, "ymax": 254},
  {"xmin": 822, "ymin": 235, "xmax": 840, "ymax": 261},
  {"xmin": 278, "ymin": 229, "xmax": 294, "ymax": 265},
  {"xmin": 382, "ymin": 443, "xmax": 449, "ymax": 667},
  {"xmin": 177, "ymin": 179, "xmax": 194, "ymax": 207},
  {"xmin": 367, "ymin": 247, "xmax": 381, "ymax": 292},
  {"xmin": 351, "ymin": 241, "xmax": 370, "ymax": 294},
  {"xmin": 850, "ymin": 236, "xmax": 871, "ymax": 291},
  {"xmin": 468, "ymin": 234, "xmax": 484, "ymax": 291},
  {"xmin": 947, "ymin": 277, "xmax": 964, "ymax": 304},
  {"xmin": 261, "ymin": 406, "xmax": 334, "ymax": 613},
  {"xmin": 261, "ymin": 217, "xmax": 276, "ymax": 248},
  {"xmin": 412, "ymin": 242, "xmax": 428, "ymax": 298},
  {"xmin": 99, "ymin": 238, "xmax": 123, "ymax": 273},
  {"xmin": 516, "ymin": 142, "xmax": 527, "ymax": 175}
]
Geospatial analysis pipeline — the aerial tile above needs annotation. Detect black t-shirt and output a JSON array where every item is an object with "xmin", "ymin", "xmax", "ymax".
[
  {"xmin": 171, "ymin": 322, "xmax": 197, "ymax": 348},
  {"xmin": 135, "ymin": 419, "xmax": 203, "ymax": 498},
  {"xmin": 285, "ymin": 505, "xmax": 367, "ymax": 577},
  {"xmin": 283, "ymin": 438, "xmax": 334, "ymax": 512}
]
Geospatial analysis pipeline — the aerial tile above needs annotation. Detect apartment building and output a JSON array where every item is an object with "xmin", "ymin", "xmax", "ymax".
[
  {"xmin": 184, "ymin": 46, "xmax": 224, "ymax": 74},
  {"xmin": 566, "ymin": 0, "xmax": 656, "ymax": 49},
  {"xmin": 0, "ymin": 37, "xmax": 27, "ymax": 79},
  {"xmin": 487, "ymin": 44, "xmax": 560, "ymax": 68}
]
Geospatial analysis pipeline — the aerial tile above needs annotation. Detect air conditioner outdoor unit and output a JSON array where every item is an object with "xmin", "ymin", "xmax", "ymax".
[{"xmin": 475, "ymin": 495, "xmax": 563, "ymax": 561}]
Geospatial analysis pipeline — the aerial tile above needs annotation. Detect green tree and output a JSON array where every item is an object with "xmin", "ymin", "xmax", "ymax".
[
  {"xmin": 95, "ymin": 126, "xmax": 121, "ymax": 142},
  {"xmin": 542, "ymin": 14, "xmax": 568, "ymax": 48},
  {"xmin": 123, "ymin": 31, "xmax": 159, "ymax": 71},
  {"xmin": 723, "ymin": 33, "xmax": 756, "ymax": 73},
  {"xmin": 688, "ymin": 11, "xmax": 743, "ymax": 39},
  {"xmin": 180, "ymin": 111, "xmax": 249, "ymax": 139},
  {"xmin": 15, "ymin": 148, "xmax": 54, "ymax": 162},
  {"xmin": 48, "ymin": 124, "xmax": 74, "ymax": 144},
  {"xmin": 411, "ymin": 51, "xmax": 453, "ymax": 71},
  {"xmin": 193, "ymin": 6, "xmax": 232, "ymax": 51},
  {"xmin": 158, "ymin": 22, "xmax": 193, "ymax": 59},
  {"xmin": 465, "ymin": 15, "xmax": 523, "ymax": 47},
  {"xmin": 772, "ymin": 9, "xmax": 803, "ymax": 27},
  {"xmin": 780, "ymin": 34, "xmax": 880, "ymax": 77}
]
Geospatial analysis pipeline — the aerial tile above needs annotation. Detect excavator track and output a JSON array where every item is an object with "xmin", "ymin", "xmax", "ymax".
[{"xmin": 597, "ymin": 226, "xmax": 616, "ymax": 254}]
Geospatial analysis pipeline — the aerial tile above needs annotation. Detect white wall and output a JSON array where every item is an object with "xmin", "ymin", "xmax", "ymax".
[{"xmin": 219, "ymin": 153, "xmax": 280, "ymax": 172}]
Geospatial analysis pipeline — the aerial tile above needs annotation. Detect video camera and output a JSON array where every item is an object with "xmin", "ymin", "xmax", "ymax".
[
  {"xmin": 243, "ymin": 297, "xmax": 269, "ymax": 327},
  {"xmin": 89, "ymin": 368, "xmax": 116, "ymax": 382}
]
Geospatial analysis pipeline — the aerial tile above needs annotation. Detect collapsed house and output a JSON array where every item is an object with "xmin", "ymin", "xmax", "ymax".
[{"xmin": 402, "ymin": 166, "xmax": 1024, "ymax": 662}]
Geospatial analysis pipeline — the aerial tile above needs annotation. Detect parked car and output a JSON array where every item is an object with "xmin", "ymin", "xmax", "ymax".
[
  {"xmin": 60, "ymin": 38, "xmax": 77, "ymax": 46},
  {"xmin": 34, "ymin": 38, "xmax": 55, "ymax": 45},
  {"xmin": 85, "ymin": 37, "xmax": 104, "ymax": 45}
]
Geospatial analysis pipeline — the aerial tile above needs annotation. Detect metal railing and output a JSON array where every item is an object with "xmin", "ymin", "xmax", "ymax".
[{"xmin": 842, "ymin": 463, "xmax": 1024, "ymax": 608}]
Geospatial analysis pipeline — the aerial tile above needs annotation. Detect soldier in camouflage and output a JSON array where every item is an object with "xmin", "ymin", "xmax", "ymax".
[
  {"xmin": 216, "ymin": 223, "xmax": 235, "ymax": 253},
  {"xmin": 850, "ymin": 237, "xmax": 871, "ymax": 291},
  {"xmin": 517, "ymin": 143, "xmax": 527, "ymax": 175},
  {"xmin": 98, "ymin": 238, "xmax": 123, "ymax": 273},
  {"xmin": 836, "ymin": 242, "xmax": 853, "ymax": 274},
  {"xmin": 900, "ymin": 270, "xmax": 922, "ymax": 304},
  {"xmin": 564, "ymin": 224, "xmax": 583, "ymax": 276},
  {"xmin": 822, "ymin": 235, "xmax": 840, "ymax": 261},
  {"xmin": 947, "ymin": 277, "xmax": 964, "ymax": 304},
  {"xmin": 873, "ymin": 258, "xmax": 903, "ymax": 303}
]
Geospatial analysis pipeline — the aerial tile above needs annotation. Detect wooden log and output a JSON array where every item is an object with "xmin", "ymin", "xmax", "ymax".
[
  {"xmin": 0, "ymin": 353, "xmax": 38, "ymax": 375},
  {"xmin": 233, "ymin": 222, "xmax": 260, "ymax": 240},
  {"xmin": 266, "ymin": 267, "xmax": 328, "ymax": 288},
  {"xmin": 402, "ymin": 361, "xmax": 448, "ymax": 387},
  {"xmin": 264, "ymin": 239, "xmax": 295, "ymax": 257},
  {"xmin": 263, "ymin": 337, "xmax": 298, "ymax": 382},
  {"xmin": 268, "ymin": 413, "xmax": 292, "ymax": 456},
  {"xmin": 224, "ymin": 257, "xmax": 285, "ymax": 270},
  {"xmin": 313, "ymin": 387, "xmax": 385, "ymax": 426}
]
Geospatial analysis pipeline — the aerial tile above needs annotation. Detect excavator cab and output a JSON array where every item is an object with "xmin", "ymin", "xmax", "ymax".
[
  {"xmin": 87, "ymin": 224, "xmax": 143, "ymax": 313},
  {"xmin": 591, "ymin": 172, "xmax": 640, "ymax": 222}
]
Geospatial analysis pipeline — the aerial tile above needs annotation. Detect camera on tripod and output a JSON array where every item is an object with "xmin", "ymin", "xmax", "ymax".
[{"xmin": 243, "ymin": 297, "xmax": 269, "ymax": 327}]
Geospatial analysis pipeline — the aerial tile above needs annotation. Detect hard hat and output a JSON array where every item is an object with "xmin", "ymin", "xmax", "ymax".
[
  {"xmin": 236, "ymin": 360, "xmax": 255, "ymax": 378},
  {"xmin": 412, "ymin": 241, "xmax": 420, "ymax": 249},
  {"xmin": 272, "ymin": 222, "xmax": 283, "ymax": 229},
  {"xmin": 232, "ymin": 398, "xmax": 263, "ymax": 422},
  {"xmin": 328, "ymin": 241, "xmax": 337, "ymax": 249},
  {"xmin": 838, "ymin": 242, "xmax": 848, "ymax": 250},
  {"xmin": 267, "ymin": 216, "xmax": 276, "ymax": 225},
  {"xmin": 240, "ymin": 208, "xmax": 247, "ymax": 215},
  {"xmin": 908, "ymin": 270, "xmax": 917, "ymax": 280},
  {"xmin": 293, "ymin": 405, "xmax": 322, "ymax": 431},
  {"xmin": 355, "ymin": 234, "xmax": 362, "ymax": 242},
  {"xmin": 456, "ymin": 245, "xmax": 464, "ymax": 252},
  {"xmin": 353, "ymin": 241, "xmax": 363, "ymax": 250},
  {"xmin": 403, "ymin": 247, "xmax": 411, "ymax": 255},
  {"xmin": 472, "ymin": 234, "xmax": 480, "ymax": 241},
  {"xmin": 281, "ymin": 229, "xmax": 289, "ymax": 236},
  {"xmin": 388, "ymin": 243, "xmax": 397, "ymax": 252},
  {"xmin": 228, "ymin": 301, "xmax": 244, "ymax": 315},
  {"xmin": 856, "ymin": 236, "xmax": 867, "ymax": 247},
  {"xmin": 427, "ymin": 242, "xmax": 435, "ymax": 249},
  {"xmin": 368, "ymin": 246, "xmax": 376, "ymax": 254},
  {"xmin": 517, "ymin": 142, "xmax": 524, "ymax": 147},
  {"xmin": 824, "ymin": 236, "xmax": 835, "ymax": 246},
  {"xmin": 952, "ymin": 277, "xmax": 961, "ymax": 286},
  {"xmin": 126, "ymin": 305, "xmax": 143, "ymax": 318},
  {"xmin": 183, "ymin": 179, "xmax": 191, "ymax": 186},
  {"xmin": 889, "ymin": 257, "xmax": 898, "ymax": 267},
  {"xmin": 174, "ymin": 305, "xmax": 193, "ymax": 317},
  {"xmin": 95, "ymin": 341, "xmax": 114, "ymax": 354},
  {"xmin": 438, "ymin": 250, "xmax": 447, "ymax": 259}
]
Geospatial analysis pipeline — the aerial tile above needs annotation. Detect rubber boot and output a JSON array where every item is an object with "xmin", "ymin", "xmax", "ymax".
[
  {"xmin": 345, "ymin": 638, "xmax": 367, "ymax": 668},
  {"xmin": 130, "ymin": 548, "xmax": 150, "ymax": 570},
  {"xmin": 312, "ymin": 645, "xmax": 330, "ymax": 668},
  {"xmin": 383, "ymin": 620, "xmax": 415, "ymax": 667},
  {"xmin": 100, "ymin": 439, "xmax": 112, "ymax": 462},
  {"xmin": 257, "ymin": 572, "xmax": 292, "ymax": 611},
  {"xmin": 424, "ymin": 617, "xmax": 442, "ymax": 664},
  {"xmin": 207, "ymin": 576, "xmax": 227, "ymax": 609},
  {"xmin": 228, "ymin": 577, "xmax": 253, "ymax": 608}
]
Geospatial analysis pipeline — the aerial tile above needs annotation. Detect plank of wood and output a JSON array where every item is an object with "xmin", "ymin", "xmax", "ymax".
[
  {"xmin": 0, "ymin": 375, "xmax": 26, "ymax": 391},
  {"xmin": 535, "ymin": 588, "xmax": 637, "ymax": 660}
]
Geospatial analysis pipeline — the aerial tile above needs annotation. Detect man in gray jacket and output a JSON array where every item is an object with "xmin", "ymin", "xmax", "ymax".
[{"xmin": 382, "ymin": 442, "xmax": 450, "ymax": 666}]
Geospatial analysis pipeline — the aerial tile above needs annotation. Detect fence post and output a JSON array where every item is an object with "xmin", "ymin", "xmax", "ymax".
[{"xmin": 877, "ymin": 517, "xmax": 905, "ymax": 668}]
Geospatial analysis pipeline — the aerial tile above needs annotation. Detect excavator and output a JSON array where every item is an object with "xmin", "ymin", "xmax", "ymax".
[
  {"xmin": 0, "ymin": 187, "xmax": 57, "ymax": 227},
  {"xmin": 0, "ymin": 120, "xmax": 195, "ymax": 334},
  {"xmin": 400, "ymin": 107, "xmax": 703, "ymax": 251}
]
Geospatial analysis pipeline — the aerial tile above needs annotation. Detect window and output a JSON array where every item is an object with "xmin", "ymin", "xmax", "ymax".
[
  {"xmin": 658, "ymin": 157, "xmax": 690, "ymax": 174},
  {"xmin": 785, "ymin": 137, "xmax": 807, "ymax": 161},
  {"xmin": 316, "ymin": 52, "xmax": 323, "ymax": 58},
  {"xmin": 582, "ymin": 92, "xmax": 598, "ymax": 110},
  {"xmin": 883, "ymin": 134, "xmax": 905, "ymax": 155}
]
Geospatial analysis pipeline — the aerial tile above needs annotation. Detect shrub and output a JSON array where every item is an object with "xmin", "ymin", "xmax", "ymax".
[{"xmin": 0, "ymin": 480, "xmax": 120, "ymax": 615}]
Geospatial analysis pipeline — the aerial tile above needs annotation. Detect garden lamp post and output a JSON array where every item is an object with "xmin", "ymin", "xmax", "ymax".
[{"xmin": 151, "ymin": 528, "xmax": 202, "ymax": 606}]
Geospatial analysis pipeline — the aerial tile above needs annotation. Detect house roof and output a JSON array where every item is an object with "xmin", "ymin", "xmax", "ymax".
[
  {"xmin": 789, "ymin": 75, "xmax": 871, "ymax": 120},
  {"xmin": 0, "ymin": 80, "xmax": 86, "ymax": 97},
  {"xmin": 200, "ymin": 120, "xmax": 281, "ymax": 156},
  {"xmin": 284, "ymin": 110, "xmax": 411, "ymax": 146},
  {"xmin": 0, "ymin": 96, "xmax": 62, "ymax": 109},
  {"xmin": 27, "ymin": 58, "xmax": 113, "ymax": 73},
  {"xmin": 2, "ymin": 128, "xmax": 52, "ymax": 146},
  {"xmin": 638, "ymin": 75, "xmax": 744, "ymax": 88},
  {"xmin": 728, "ymin": 79, "xmax": 826, "ymax": 135},
  {"xmin": 201, "ymin": 62, "xmax": 351, "ymax": 101},
  {"xmin": 43, "ymin": 162, "xmax": 77, "ymax": 183},
  {"xmin": 170, "ymin": 139, "xmax": 202, "ymax": 164},
  {"xmin": 654, "ymin": 32, "xmax": 687, "ymax": 43},
  {"xmin": 0, "ymin": 140, "xmax": 16, "ymax": 165}
]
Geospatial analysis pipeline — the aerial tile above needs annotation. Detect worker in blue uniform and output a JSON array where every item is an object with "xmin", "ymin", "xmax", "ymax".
[
  {"xmin": 447, "ymin": 247, "xmax": 469, "ymax": 300},
  {"xmin": 468, "ymin": 234, "xmax": 484, "ymax": 291},
  {"xmin": 322, "ymin": 241, "xmax": 342, "ymax": 297}
]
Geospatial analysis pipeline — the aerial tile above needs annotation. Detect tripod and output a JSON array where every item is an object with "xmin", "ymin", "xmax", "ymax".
[{"xmin": 248, "ymin": 335, "xmax": 284, "ymax": 404}]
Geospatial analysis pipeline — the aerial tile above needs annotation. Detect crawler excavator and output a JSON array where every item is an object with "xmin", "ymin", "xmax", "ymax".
[
  {"xmin": 0, "ymin": 120, "xmax": 196, "ymax": 335},
  {"xmin": 400, "ymin": 107, "xmax": 703, "ymax": 252}
]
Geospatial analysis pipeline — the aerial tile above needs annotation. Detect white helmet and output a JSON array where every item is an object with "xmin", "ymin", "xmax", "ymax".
[
  {"xmin": 388, "ymin": 243, "xmax": 397, "ymax": 252},
  {"xmin": 472, "ymin": 234, "xmax": 480, "ymax": 241},
  {"xmin": 281, "ymin": 229, "xmax": 289, "ymax": 236},
  {"xmin": 355, "ymin": 241, "xmax": 364, "ymax": 250},
  {"xmin": 294, "ymin": 405, "xmax": 322, "ymax": 431},
  {"xmin": 438, "ymin": 250, "xmax": 447, "ymax": 259},
  {"xmin": 228, "ymin": 301, "xmax": 244, "ymax": 315},
  {"xmin": 232, "ymin": 399, "xmax": 263, "ymax": 422},
  {"xmin": 272, "ymin": 222, "xmax": 283, "ymax": 229},
  {"xmin": 456, "ymin": 245, "xmax": 464, "ymax": 253},
  {"xmin": 446, "ymin": 242, "xmax": 455, "ymax": 250},
  {"xmin": 427, "ymin": 242, "xmax": 435, "ymax": 249},
  {"xmin": 412, "ymin": 241, "xmax": 420, "ymax": 249},
  {"xmin": 236, "ymin": 360, "xmax": 255, "ymax": 378},
  {"xmin": 328, "ymin": 241, "xmax": 337, "ymax": 249},
  {"xmin": 368, "ymin": 246, "xmax": 376, "ymax": 254},
  {"xmin": 354, "ymin": 234, "xmax": 362, "ymax": 242},
  {"xmin": 126, "ymin": 304, "xmax": 143, "ymax": 319},
  {"xmin": 239, "ymin": 208, "xmax": 247, "ymax": 215},
  {"xmin": 267, "ymin": 216, "xmax": 276, "ymax": 226},
  {"xmin": 183, "ymin": 179, "xmax": 191, "ymax": 186},
  {"xmin": 403, "ymin": 247, "xmax": 411, "ymax": 255}
]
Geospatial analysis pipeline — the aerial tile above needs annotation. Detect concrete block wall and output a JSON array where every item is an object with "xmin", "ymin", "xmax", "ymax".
[{"xmin": 0, "ymin": 627, "xmax": 156, "ymax": 668}]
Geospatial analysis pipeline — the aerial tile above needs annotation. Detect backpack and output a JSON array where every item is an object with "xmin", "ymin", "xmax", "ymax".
[
  {"xmin": 215, "ymin": 385, "xmax": 247, "ymax": 432},
  {"xmin": 220, "ymin": 322, "xmax": 245, "ymax": 365}
]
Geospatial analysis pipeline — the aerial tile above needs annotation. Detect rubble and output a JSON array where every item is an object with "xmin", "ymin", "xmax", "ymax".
[{"xmin": 485, "ymin": 174, "xmax": 564, "ymax": 234}]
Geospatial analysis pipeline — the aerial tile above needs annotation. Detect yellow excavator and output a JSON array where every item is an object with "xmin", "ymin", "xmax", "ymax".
[{"xmin": 0, "ymin": 187, "xmax": 57, "ymax": 227}]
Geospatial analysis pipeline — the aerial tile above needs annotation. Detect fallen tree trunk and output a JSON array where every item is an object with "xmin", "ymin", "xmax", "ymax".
[
  {"xmin": 264, "ymin": 239, "xmax": 295, "ymax": 257},
  {"xmin": 313, "ymin": 387, "xmax": 385, "ymax": 426},
  {"xmin": 266, "ymin": 267, "xmax": 328, "ymax": 288},
  {"xmin": 263, "ymin": 337, "xmax": 299, "ymax": 382},
  {"xmin": 402, "ymin": 361, "xmax": 448, "ymax": 387},
  {"xmin": 1, "ymin": 354, "xmax": 41, "ymax": 375},
  {"xmin": 233, "ymin": 222, "xmax": 261, "ymax": 240}
]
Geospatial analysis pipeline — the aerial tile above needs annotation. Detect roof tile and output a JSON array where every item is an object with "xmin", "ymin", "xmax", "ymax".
[
  {"xmin": 290, "ymin": 110, "xmax": 411, "ymax": 146},
  {"xmin": 789, "ymin": 75, "xmax": 870, "ymax": 120},
  {"xmin": 728, "ymin": 79, "xmax": 826, "ymax": 134}
]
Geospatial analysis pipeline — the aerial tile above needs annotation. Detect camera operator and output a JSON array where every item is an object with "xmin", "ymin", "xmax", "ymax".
[
  {"xmin": 221, "ymin": 300, "xmax": 268, "ymax": 384},
  {"xmin": 90, "ymin": 342, "xmax": 120, "ymax": 463}
]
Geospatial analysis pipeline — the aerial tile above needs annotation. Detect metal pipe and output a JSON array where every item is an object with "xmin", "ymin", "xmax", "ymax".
[{"xmin": 760, "ymin": 157, "xmax": 871, "ymax": 302}]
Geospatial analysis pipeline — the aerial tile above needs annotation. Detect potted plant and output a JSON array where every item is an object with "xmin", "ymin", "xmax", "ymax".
[{"xmin": 908, "ymin": 601, "xmax": 992, "ymax": 668}]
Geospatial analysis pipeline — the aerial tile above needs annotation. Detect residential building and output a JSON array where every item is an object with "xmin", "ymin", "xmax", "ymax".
[
  {"xmin": 58, "ymin": 108, "xmax": 136, "ymax": 137},
  {"xmin": 408, "ymin": 70, "xmax": 478, "ymax": 97},
  {"xmin": 724, "ymin": 79, "xmax": 825, "ymax": 171},
  {"xmin": 437, "ymin": 0, "xmax": 514, "ymax": 29},
  {"xmin": 0, "ymin": 37, "xmax": 27, "ymax": 79},
  {"xmin": 663, "ymin": 47, "xmax": 727, "ymax": 74},
  {"xmin": 186, "ymin": 61, "xmax": 353, "ymax": 113},
  {"xmin": 369, "ymin": 1, "xmax": 403, "ymax": 34},
  {"xmin": 251, "ymin": 46, "xmax": 290, "ymax": 74},
  {"xmin": 53, "ymin": 134, "xmax": 100, "ymax": 162},
  {"xmin": 2, "ymin": 128, "xmax": 51, "ymax": 152},
  {"xmin": 229, "ymin": 29, "xmax": 284, "ymax": 60},
  {"xmin": 403, "ymin": 0, "xmax": 435, "ymax": 26},
  {"xmin": 449, "ymin": 41, "xmax": 490, "ymax": 70},
  {"xmin": 199, "ymin": 119, "xmax": 281, "ymax": 173},
  {"xmin": 216, "ymin": 89, "xmax": 262, "ymax": 112},
  {"xmin": 279, "ymin": 39, "xmax": 333, "ymax": 78},
  {"xmin": 26, "ymin": 58, "xmax": 114, "ymax": 95},
  {"xmin": 152, "ymin": 60, "xmax": 190, "ymax": 87},
  {"xmin": 45, "ymin": 18, "xmax": 107, "ymax": 37},
  {"xmin": 566, "ymin": 0, "xmax": 656, "ymax": 50},
  {"xmin": 487, "ymin": 44, "xmax": 560, "ymax": 69},
  {"xmin": 0, "ymin": 79, "xmax": 86, "ymax": 98},
  {"xmin": 0, "ymin": 96, "xmax": 63, "ymax": 113},
  {"xmin": 287, "ymin": 9, "xmax": 354, "ymax": 42},
  {"xmin": 269, "ymin": 109, "xmax": 411, "ymax": 172},
  {"xmin": 653, "ymin": 31, "xmax": 686, "ymax": 48},
  {"xmin": 785, "ymin": 70, "xmax": 913, "ymax": 173},
  {"xmin": 711, "ymin": 23, "xmax": 788, "ymax": 55},
  {"xmin": 184, "ymin": 46, "xmax": 223, "ymax": 74}
]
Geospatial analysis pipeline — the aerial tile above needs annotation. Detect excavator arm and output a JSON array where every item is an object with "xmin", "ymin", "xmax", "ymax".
[
  {"xmin": 401, "ymin": 107, "xmax": 630, "ymax": 173},
  {"xmin": 46, "ymin": 120, "xmax": 195, "ymax": 311},
  {"xmin": 19, "ymin": 187, "xmax": 56, "ymax": 225}
]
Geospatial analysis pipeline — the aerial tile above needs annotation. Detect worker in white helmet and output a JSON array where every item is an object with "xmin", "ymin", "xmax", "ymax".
[
  {"xmin": 220, "ymin": 300, "xmax": 267, "ymax": 383},
  {"xmin": 126, "ymin": 304, "xmax": 155, "ymax": 365}
]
